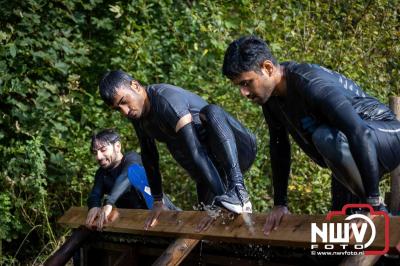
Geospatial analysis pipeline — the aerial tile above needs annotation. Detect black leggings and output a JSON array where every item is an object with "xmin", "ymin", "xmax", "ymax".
[
  {"xmin": 168, "ymin": 104, "xmax": 257, "ymax": 204},
  {"xmin": 312, "ymin": 120, "xmax": 400, "ymax": 209}
]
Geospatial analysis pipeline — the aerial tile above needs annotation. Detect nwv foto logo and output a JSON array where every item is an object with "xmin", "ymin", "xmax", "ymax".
[{"xmin": 310, "ymin": 204, "xmax": 390, "ymax": 255}]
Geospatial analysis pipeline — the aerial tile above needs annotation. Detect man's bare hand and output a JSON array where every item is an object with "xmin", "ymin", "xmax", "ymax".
[
  {"xmin": 263, "ymin": 205, "xmax": 290, "ymax": 236},
  {"xmin": 85, "ymin": 207, "xmax": 101, "ymax": 229},
  {"xmin": 349, "ymin": 212, "xmax": 377, "ymax": 240},
  {"xmin": 144, "ymin": 200, "xmax": 168, "ymax": 230},
  {"xmin": 96, "ymin": 204, "xmax": 113, "ymax": 230}
]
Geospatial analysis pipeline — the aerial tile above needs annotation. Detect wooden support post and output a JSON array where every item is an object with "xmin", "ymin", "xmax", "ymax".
[
  {"xmin": 390, "ymin": 96, "xmax": 400, "ymax": 215},
  {"xmin": 44, "ymin": 227, "xmax": 92, "ymax": 266},
  {"xmin": 152, "ymin": 238, "xmax": 199, "ymax": 266}
]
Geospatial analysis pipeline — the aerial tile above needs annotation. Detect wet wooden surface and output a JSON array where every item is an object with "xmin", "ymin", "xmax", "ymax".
[{"xmin": 59, "ymin": 207, "xmax": 400, "ymax": 253}]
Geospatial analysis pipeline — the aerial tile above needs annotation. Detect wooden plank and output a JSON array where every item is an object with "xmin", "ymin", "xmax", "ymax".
[
  {"xmin": 152, "ymin": 237, "xmax": 199, "ymax": 266},
  {"xmin": 58, "ymin": 207, "xmax": 400, "ymax": 253},
  {"xmin": 389, "ymin": 96, "xmax": 400, "ymax": 215},
  {"xmin": 339, "ymin": 254, "xmax": 380, "ymax": 266}
]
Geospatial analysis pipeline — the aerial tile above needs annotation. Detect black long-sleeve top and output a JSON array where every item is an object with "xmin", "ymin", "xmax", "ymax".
[
  {"xmin": 264, "ymin": 62, "xmax": 396, "ymax": 206},
  {"xmin": 87, "ymin": 151, "xmax": 147, "ymax": 209},
  {"xmin": 131, "ymin": 84, "xmax": 225, "ymax": 200}
]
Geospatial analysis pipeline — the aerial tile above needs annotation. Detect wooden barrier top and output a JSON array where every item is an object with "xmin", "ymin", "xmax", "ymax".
[{"xmin": 58, "ymin": 207, "xmax": 400, "ymax": 254}]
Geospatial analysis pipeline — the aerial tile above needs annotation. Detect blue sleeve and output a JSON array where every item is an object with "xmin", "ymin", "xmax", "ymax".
[
  {"xmin": 128, "ymin": 164, "xmax": 154, "ymax": 209},
  {"xmin": 105, "ymin": 152, "xmax": 146, "ymax": 206}
]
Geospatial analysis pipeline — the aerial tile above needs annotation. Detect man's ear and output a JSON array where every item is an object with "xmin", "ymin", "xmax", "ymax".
[
  {"xmin": 260, "ymin": 60, "xmax": 275, "ymax": 76},
  {"xmin": 114, "ymin": 141, "xmax": 122, "ymax": 153},
  {"xmin": 130, "ymin": 80, "xmax": 141, "ymax": 93}
]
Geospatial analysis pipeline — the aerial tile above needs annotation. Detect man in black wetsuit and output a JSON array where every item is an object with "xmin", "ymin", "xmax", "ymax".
[
  {"xmin": 222, "ymin": 35, "xmax": 400, "ymax": 235},
  {"xmin": 45, "ymin": 129, "xmax": 178, "ymax": 265},
  {"xmin": 86, "ymin": 128, "xmax": 176, "ymax": 229},
  {"xmin": 98, "ymin": 70, "xmax": 257, "ymax": 228}
]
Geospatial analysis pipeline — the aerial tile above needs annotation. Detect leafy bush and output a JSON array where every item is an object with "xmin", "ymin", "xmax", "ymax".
[{"xmin": 1, "ymin": 0, "xmax": 398, "ymax": 263}]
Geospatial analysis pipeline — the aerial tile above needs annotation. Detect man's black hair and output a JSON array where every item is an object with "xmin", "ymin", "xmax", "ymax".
[
  {"xmin": 91, "ymin": 128, "xmax": 121, "ymax": 152},
  {"xmin": 222, "ymin": 35, "xmax": 278, "ymax": 79},
  {"xmin": 99, "ymin": 70, "xmax": 134, "ymax": 106}
]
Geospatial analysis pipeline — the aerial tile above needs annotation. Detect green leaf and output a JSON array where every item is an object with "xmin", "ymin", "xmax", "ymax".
[{"xmin": 9, "ymin": 44, "xmax": 16, "ymax": 57}]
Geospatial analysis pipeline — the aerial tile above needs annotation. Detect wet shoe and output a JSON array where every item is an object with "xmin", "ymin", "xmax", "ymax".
[
  {"xmin": 214, "ymin": 184, "xmax": 252, "ymax": 214},
  {"xmin": 366, "ymin": 196, "xmax": 389, "ymax": 213}
]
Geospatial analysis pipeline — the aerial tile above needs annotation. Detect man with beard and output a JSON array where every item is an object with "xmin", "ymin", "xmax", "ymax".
[
  {"xmin": 86, "ymin": 128, "xmax": 176, "ymax": 229},
  {"xmin": 45, "ymin": 129, "xmax": 177, "ymax": 265}
]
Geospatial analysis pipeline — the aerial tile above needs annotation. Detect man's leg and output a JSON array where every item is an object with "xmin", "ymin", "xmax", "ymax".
[
  {"xmin": 196, "ymin": 181, "xmax": 218, "ymax": 206},
  {"xmin": 331, "ymin": 176, "xmax": 361, "ymax": 211},
  {"xmin": 313, "ymin": 120, "xmax": 400, "ymax": 211},
  {"xmin": 166, "ymin": 141, "xmax": 222, "ymax": 207},
  {"xmin": 312, "ymin": 125, "xmax": 366, "ymax": 203},
  {"xmin": 199, "ymin": 104, "xmax": 256, "ymax": 213}
]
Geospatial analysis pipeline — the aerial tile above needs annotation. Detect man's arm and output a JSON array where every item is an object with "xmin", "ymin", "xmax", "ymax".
[
  {"xmin": 263, "ymin": 105, "xmax": 291, "ymax": 206},
  {"xmin": 87, "ymin": 170, "xmax": 105, "ymax": 209},
  {"xmin": 105, "ymin": 154, "xmax": 140, "ymax": 206},
  {"xmin": 262, "ymin": 104, "xmax": 291, "ymax": 235},
  {"xmin": 132, "ymin": 122, "xmax": 163, "ymax": 201},
  {"xmin": 105, "ymin": 176, "xmax": 130, "ymax": 206},
  {"xmin": 105, "ymin": 152, "xmax": 145, "ymax": 207},
  {"xmin": 86, "ymin": 171, "xmax": 104, "ymax": 227},
  {"xmin": 132, "ymin": 122, "xmax": 168, "ymax": 230}
]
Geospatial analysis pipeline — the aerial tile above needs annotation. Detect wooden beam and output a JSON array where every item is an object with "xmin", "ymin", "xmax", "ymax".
[
  {"xmin": 390, "ymin": 96, "xmax": 400, "ymax": 215},
  {"xmin": 58, "ymin": 207, "xmax": 400, "ymax": 253},
  {"xmin": 152, "ymin": 237, "xmax": 199, "ymax": 266},
  {"xmin": 339, "ymin": 254, "xmax": 380, "ymax": 266}
]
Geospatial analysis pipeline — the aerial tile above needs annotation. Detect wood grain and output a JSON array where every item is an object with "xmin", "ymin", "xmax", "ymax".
[{"xmin": 58, "ymin": 207, "xmax": 400, "ymax": 253}]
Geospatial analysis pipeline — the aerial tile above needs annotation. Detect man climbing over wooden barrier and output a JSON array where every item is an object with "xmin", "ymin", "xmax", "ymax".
[
  {"xmin": 98, "ymin": 70, "xmax": 257, "ymax": 230},
  {"xmin": 86, "ymin": 128, "xmax": 176, "ymax": 229},
  {"xmin": 45, "ymin": 129, "xmax": 178, "ymax": 265},
  {"xmin": 222, "ymin": 35, "xmax": 400, "ymax": 235}
]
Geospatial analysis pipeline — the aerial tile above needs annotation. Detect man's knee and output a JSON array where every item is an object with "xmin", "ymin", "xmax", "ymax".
[
  {"xmin": 311, "ymin": 126, "xmax": 334, "ymax": 152},
  {"xmin": 311, "ymin": 126, "xmax": 347, "ymax": 162},
  {"xmin": 199, "ymin": 104, "xmax": 224, "ymax": 123}
]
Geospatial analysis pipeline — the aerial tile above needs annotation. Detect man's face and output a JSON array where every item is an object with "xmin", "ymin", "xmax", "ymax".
[
  {"xmin": 112, "ymin": 84, "xmax": 146, "ymax": 120},
  {"xmin": 92, "ymin": 141, "xmax": 119, "ymax": 169},
  {"xmin": 231, "ymin": 63, "xmax": 277, "ymax": 105}
]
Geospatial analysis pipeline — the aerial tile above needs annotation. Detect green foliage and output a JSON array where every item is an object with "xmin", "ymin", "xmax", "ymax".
[{"xmin": 0, "ymin": 0, "xmax": 398, "ymax": 263}]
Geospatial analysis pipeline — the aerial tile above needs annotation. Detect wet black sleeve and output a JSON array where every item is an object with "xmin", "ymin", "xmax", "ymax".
[
  {"xmin": 132, "ymin": 121, "xmax": 163, "ymax": 201},
  {"xmin": 87, "ymin": 170, "xmax": 105, "ymax": 209},
  {"xmin": 105, "ymin": 153, "xmax": 142, "ymax": 206},
  {"xmin": 177, "ymin": 123, "xmax": 225, "ymax": 195},
  {"xmin": 263, "ymin": 104, "xmax": 291, "ymax": 206},
  {"xmin": 304, "ymin": 76, "xmax": 379, "ymax": 197}
]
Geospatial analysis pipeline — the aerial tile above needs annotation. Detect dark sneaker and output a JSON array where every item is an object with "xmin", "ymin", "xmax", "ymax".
[
  {"xmin": 375, "ymin": 203, "xmax": 389, "ymax": 213},
  {"xmin": 214, "ymin": 184, "xmax": 252, "ymax": 214},
  {"xmin": 366, "ymin": 196, "xmax": 388, "ymax": 212}
]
